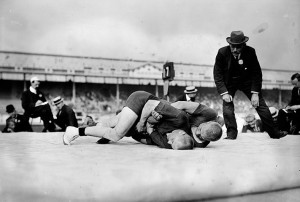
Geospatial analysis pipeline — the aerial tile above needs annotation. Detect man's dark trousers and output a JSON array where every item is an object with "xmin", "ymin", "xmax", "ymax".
[{"xmin": 224, "ymin": 81, "xmax": 279, "ymax": 139}]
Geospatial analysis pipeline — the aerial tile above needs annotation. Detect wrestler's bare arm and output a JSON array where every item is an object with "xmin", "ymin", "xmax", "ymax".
[
  {"xmin": 171, "ymin": 101, "xmax": 199, "ymax": 114},
  {"xmin": 136, "ymin": 100, "xmax": 160, "ymax": 132}
]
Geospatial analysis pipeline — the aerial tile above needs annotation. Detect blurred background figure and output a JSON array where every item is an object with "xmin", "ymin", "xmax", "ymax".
[
  {"xmin": 82, "ymin": 115, "xmax": 97, "ymax": 127},
  {"xmin": 269, "ymin": 107, "xmax": 279, "ymax": 126},
  {"xmin": 2, "ymin": 104, "xmax": 32, "ymax": 133},
  {"xmin": 176, "ymin": 86, "xmax": 198, "ymax": 102},
  {"xmin": 21, "ymin": 76, "xmax": 56, "ymax": 132},
  {"xmin": 2, "ymin": 118, "xmax": 16, "ymax": 133},
  {"xmin": 277, "ymin": 73, "xmax": 300, "ymax": 134},
  {"xmin": 53, "ymin": 96, "xmax": 78, "ymax": 131},
  {"xmin": 242, "ymin": 113, "xmax": 263, "ymax": 133}
]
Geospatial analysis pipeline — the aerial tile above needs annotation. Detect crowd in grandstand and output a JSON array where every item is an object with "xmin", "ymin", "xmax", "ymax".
[
  {"xmin": 0, "ymin": 80, "xmax": 294, "ymax": 134},
  {"xmin": 1, "ymin": 76, "xmax": 299, "ymax": 138}
]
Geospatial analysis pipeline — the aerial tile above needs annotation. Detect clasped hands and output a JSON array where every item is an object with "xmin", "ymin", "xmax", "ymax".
[{"xmin": 136, "ymin": 111, "xmax": 163, "ymax": 132}]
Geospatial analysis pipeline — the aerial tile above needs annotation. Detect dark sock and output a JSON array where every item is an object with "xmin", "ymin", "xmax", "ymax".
[{"xmin": 79, "ymin": 127, "xmax": 86, "ymax": 136}]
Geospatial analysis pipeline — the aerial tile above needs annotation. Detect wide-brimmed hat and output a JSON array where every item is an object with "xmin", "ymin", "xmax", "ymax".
[
  {"xmin": 226, "ymin": 31, "xmax": 249, "ymax": 45},
  {"xmin": 6, "ymin": 104, "xmax": 15, "ymax": 113},
  {"xmin": 269, "ymin": 107, "xmax": 279, "ymax": 118},
  {"xmin": 184, "ymin": 86, "xmax": 198, "ymax": 94},
  {"xmin": 53, "ymin": 96, "xmax": 64, "ymax": 105}
]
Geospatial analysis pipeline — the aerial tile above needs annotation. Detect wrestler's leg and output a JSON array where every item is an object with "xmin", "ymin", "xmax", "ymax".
[
  {"xmin": 63, "ymin": 107, "xmax": 137, "ymax": 145},
  {"xmin": 96, "ymin": 113, "xmax": 120, "ymax": 128},
  {"xmin": 85, "ymin": 107, "xmax": 138, "ymax": 141}
]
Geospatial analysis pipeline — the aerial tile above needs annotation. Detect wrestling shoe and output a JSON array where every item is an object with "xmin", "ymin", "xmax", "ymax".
[
  {"xmin": 96, "ymin": 138, "xmax": 111, "ymax": 144},
  {"xmin": 271, "ymin": 130, "xmax": 288, "ymax": 139},
  {"xmin": 63, "ymin": 126, "xmax": 79, "ymax": 145},
  {"xmin": 224, "ymin": 136, "xmax": 236, "ymax": 140}
]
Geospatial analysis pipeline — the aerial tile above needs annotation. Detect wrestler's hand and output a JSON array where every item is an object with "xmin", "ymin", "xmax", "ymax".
[
  {"xmin": 222, "ymin": 94, "xmax": 232, "ymax": 102},
  {"xmin": 251, "ymin": 93, "xmax": 259, "ymax": 108},
  {"xmin": 147, "ymin": 116, "xmax": 158, "ymax": 124},
  {"xmin": 151, "ymin": 111, "xmax": 162, "ymax": 121},
  {"xmin": 146, "ymin": 122, "xmax": 154, "ymax": 134},
  {"xmin": 136, "ymin": 121, "xmax": 146, "ymax": 132}
]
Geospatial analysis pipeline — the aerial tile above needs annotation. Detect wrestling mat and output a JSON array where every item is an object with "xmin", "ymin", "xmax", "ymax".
[{"xmin": 0, "ymin": 132, "xmax": 299, "ymax": 202}]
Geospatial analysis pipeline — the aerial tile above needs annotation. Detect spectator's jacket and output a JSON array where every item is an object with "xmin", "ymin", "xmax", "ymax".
[
  {"xmin": 21, "ymin": 88, "xmax": 47, "ymax": 116},
  {"xmin": 213, "ymin": 45, "xmax": 262, "ymax": 95},
  {"xmin": 289, "ymin": 87, "xmax": 300, "ymax": 108},
  {"xmin": 176, "ymin": 94, "xmax": 195, "ymax": 102},
  {"xmin": 2, "ymin": 114, "xmax": 33, "ymax": 133},
  {"xmin": 55, "ymin": 105, "xmax": 78, "ymax": 131}
]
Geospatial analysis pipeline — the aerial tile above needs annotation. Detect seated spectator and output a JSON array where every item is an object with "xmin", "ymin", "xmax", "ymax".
[
  {"xmin": 2, "ymin": 104, "xmax": 33, "ymax": 133},
  {"xmin": 277, "ymin": 73, "xmax": 300, "ymax": 134},
  {"xmin": 53, "ymin": 96, "xmax": 78, "ymax": 131},
  {"xmin": 242, "ymin": 113, "xmax": 264, "ymax": 133},
  {"xmin": 21, "ymin": 76, "xmax": 56, "ymax": 132},
  {"xmin": 2, "ymin": 118, "xmax": 16, "ymax": 133},
  {"xmin": 176, "ymin": 86, "xmax": 198, "ymax": 102}
]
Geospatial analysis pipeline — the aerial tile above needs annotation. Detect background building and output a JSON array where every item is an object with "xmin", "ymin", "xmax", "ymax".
[{"xmin": 0, "ymin": 50, "xmax": 294, "ymax": 124}]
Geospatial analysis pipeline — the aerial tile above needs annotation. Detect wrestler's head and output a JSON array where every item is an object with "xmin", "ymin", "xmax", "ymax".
[
  {"xmin": 166, "ymin": 129, "xmax": 194, "ymax": 150},
  {"xmin": 193, "ymin": 121, "xmax": 222, "ymax": 142}
]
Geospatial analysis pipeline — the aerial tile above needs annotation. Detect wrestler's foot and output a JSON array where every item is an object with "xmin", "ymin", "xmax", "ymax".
[
  {"xmin": 63, "ymin": 126, "xmax": 79, "ymax": 145},
  {"xmin": 96, "ymin": 138, "xmax": 111, "ymax": 144}
]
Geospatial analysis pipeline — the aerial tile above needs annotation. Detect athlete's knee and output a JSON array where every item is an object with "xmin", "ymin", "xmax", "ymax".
[
  {"xmin": 109, "ymin": 135, "xmax": 122, "ymax": 142},
  {"xmin": 108, "ymin": 130, "xmax": 127, "ymax": 142}
]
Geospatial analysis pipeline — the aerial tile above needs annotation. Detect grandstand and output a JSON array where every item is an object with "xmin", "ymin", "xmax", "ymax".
[{"xmin": 0, "ymin": 50, "xmax": 294, "ymax": 123}]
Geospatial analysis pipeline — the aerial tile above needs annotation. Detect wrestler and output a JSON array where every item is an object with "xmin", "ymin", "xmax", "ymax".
[
  {"xmin": 171, "ymin": 101, "xmax": 223, "ymax": 148},
  {"xmin": 63, "ymin": 91, "xmax": 194, "ymax": 150},
  {"xmin": 135, "ymin": 101, "xmax": 223, "ymax": 149}
]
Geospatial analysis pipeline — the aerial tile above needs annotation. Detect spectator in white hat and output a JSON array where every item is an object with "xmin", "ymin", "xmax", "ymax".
[
  {"xmin": 176, "ymin": 86, "xmax": 198, "ymax": 102},
  {"xmin": 21, "ymin": 76, "xmax": 56, "ymax": 132},
  {"xmin": 52, "ymin": 96, "xmax": 78, "ymax": 131}
]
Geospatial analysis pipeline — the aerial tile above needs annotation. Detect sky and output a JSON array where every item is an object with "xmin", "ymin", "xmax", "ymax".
[{"xmin": 0, "ymin": 0, "xmax": 299, "ymax": 71}]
